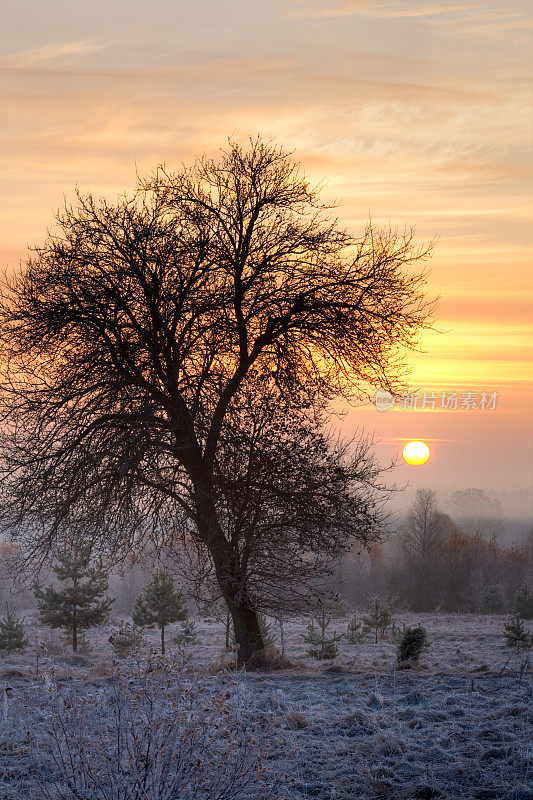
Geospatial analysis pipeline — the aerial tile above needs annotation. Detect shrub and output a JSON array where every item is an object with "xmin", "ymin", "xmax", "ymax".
[
  {"xmin": 397, "ymin": 626, "xmax": 429, "ymax": 668},
  {"xmin": 173, "ymin": 620, "xmax": 200, "ymax": 646},
  {"xmin": 29, "ymin": 658, "xmax": 286, "ymax": 800}
]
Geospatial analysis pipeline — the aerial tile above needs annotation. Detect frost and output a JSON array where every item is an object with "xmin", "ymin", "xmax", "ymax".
[{"xmin": 1, "ymin": 611, "xmax": 531, "ymax": 799}]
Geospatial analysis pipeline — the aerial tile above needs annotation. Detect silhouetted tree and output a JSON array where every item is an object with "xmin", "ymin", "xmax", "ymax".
[
  {"xmin": 180, "ymin": 382, "xmax": 393, "ymax": 622},
  {"xmin": 0, "ymin": 137, "xmax": 434, "ymax": 665}
]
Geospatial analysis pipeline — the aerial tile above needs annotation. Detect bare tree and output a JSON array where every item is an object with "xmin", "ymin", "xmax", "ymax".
[
  {"xmin": 405, "ymin": 489, "xmax": 445, "ymax": 561},
  {"xmin": 401, "ymin": 489, "xmax": 450, "ymax": 610},
  {"xmin": 0, "ymin": 137, "xmax": 434, "ymax": 665},
  {"xmin": 175, "ymin": 380, "xmax": 392, "ymax": 619}
]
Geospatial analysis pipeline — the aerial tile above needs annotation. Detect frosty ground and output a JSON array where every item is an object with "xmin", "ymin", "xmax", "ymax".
[{"xmin": 1, "ymin": 612, "xmax": 532, "ymax": 799}]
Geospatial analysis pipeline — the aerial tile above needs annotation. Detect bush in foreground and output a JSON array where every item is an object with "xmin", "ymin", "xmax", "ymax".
[{"xmin": 29, "ymin": 657, "xmax": 288, "ymax": 800}]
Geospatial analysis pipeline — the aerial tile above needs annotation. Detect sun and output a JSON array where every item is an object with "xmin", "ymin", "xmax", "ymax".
[{"xmin": 402, "ymin": 440, "xmax": 430, "ymax": 466}]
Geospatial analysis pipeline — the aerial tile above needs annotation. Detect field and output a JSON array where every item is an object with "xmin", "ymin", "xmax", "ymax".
[{"xmin": 1, "ymin": 612, "xmax": 532, "ymax": 800}]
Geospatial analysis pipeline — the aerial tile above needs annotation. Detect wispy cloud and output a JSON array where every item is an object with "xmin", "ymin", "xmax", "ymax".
[
  {"xmin": 285, "ymin": 1, "xmax": 480, "ymax": 20},
  {"xmin": 285, "ymin": 0, "xmax": 533, "ymax": 37},
  {"xmin": 5, "ymin": 40, "xmax": 109, "ymax": 69}
]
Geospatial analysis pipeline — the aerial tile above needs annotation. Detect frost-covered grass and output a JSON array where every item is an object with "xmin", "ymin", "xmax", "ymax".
[{"xmin": 1, "ymin": 612, "xmax": 532, "ymax": 799}]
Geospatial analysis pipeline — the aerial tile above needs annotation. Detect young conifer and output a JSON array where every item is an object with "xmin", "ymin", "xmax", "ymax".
[
  {"xmin": 302, "ymin": 613, "xmax": 343, "ymax": 660},
  {"xmin": 132, "ymin": 569, "xmax": 188, "ymax": 655},
  {"xmin": 504, "ymin": 615, "xmax": 532, "ymax": 652},
  {"xmin": 0, "ymin": 604, "xmax": 28, "ymax": 651},
  {"xmin": 363, "ymin": 598, "xmax": 394, "ymax": 643},
  {"xmin": 35, "ymin": 549, "xmax": 113, "ymax": 652}
]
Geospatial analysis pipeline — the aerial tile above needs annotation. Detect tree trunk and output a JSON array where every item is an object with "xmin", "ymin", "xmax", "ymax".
[
  {"xmin": 72, "ymin": 614, "xmax": 78, "ymax": 653},
  {"xmin": 230, "ymin": 602, "xmax": 264, "ymax": 667},
  {"xmin": 209, "ymin": 538, "xmax": 265, "ymax": 666},
  {"xmin": 279, "ymin": 614, "xmax": 285, "ymax": 656},
  {"xmin": 225, "ymin": 608, "xmax": 231, "ymax": 651},
  {"xmin": 192, "ymin": 471, "xmax": 265, "ymax": 667}
]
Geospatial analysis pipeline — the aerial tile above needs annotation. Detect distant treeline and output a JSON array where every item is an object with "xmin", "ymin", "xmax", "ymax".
[{"xmin": 336, "ymin": 490, "xmax": 533, "ymax": 613}]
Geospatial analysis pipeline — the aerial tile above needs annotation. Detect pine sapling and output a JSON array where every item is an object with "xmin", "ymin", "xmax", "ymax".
[
  {"xmin": 258, "ymin": 613, "xmax": 275, "ymax": 650},
  {"xmin": 363, "ymin": 598, "xmax": 394, "ymax": 643},
  {"xmin": 35, "ymin": 549, "xmax": 113, "ymax": 652},
  {"xmin": 133, "ymin": 570, "xmax": 188, "ymax": 655},
  {"xmin": 0, "ymin": 605, "xmax": 28, "ymax": 651},
  {"xmin": 345, "ymin": 615, "xmax": 366, "ymax": 644},
  {"xmin": 173, "ymin": 620, "xmax": 200, "ymax": 646},
  {"xmin": 302, "ymin": 613, "xmax": 343, "ymax": 660},
  {"xmin": 504, "ymin": 615, "xmax": 532, "ymax": 653},
  {"xmin": 109, "ymin": 622, "xmax": 144, "ymax": 657}
]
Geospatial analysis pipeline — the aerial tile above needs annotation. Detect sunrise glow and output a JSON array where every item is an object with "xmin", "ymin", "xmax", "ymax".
[{"xmin": 402, "ymin": 441, "xmax": 431, "ymax": 466}]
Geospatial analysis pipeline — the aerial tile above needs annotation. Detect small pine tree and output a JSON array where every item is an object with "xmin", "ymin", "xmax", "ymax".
[
  {"xmin": 481, "ymin": 585, "xmax": 504, "ymax": 614},
  {"xmin": 132, "ymin": 570, "xmax": 188, "ymax": 655},
  {"xmin": 301, "ymin": 613, "xmax": 343, "ymax": 660},
  {"xmin": 109, "ymin": 622, "xmax": 144, "ymax": 657},
  {"xmin": 513, "ymin": 584, "xmax": 533, "ymax": 620},
  {"xmin": 35, "ymin": 549, "xmax": 113, "ymax": 652},
  {"xmin": 504, "ymin": 615, "xmax": 532, "ymax": 652},
  {"xmin": 363, "ymin": 598, "xmax": 394, "ymax": 643},
  {"xmin": 345, "ymin": 615, "xmax": 366, "ymax": 645},
  {"xmin": 397, "ymin": 626, "xmax": 429, "ymax": 668},
  {"xmin": 173, "ymin": 620, "xmax": 200, "ymax": 647},
  {"xmin": 0, "ymin": 605, "xmax": 28, "ymax": 651}
]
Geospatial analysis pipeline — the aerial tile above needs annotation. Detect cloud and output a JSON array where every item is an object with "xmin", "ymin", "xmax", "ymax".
[
  {"xmin": 5, "ymin": 40, "xmax": 109, "ymax": 69},
  {"xmin": 285, "ymin": 0, "xmax": 533, "ymax": 39},
  {"xmin": 285, "ymin": 1, "xmax": 481, "ymax": 19}
]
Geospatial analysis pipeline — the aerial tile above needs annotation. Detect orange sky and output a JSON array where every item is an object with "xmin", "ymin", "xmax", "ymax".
[{"xmin": 1, "ymin": 0, "xmax": 532, "ymax": 501}]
